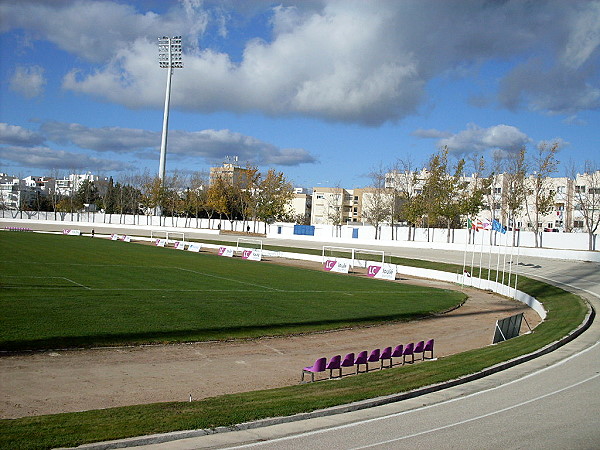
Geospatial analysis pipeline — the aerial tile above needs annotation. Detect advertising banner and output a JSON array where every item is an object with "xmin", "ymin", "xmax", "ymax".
[
  {"xmin": 242, "ymin": 249, "xmax": 262, "ymax": 261},
  {"xmin": 111, "ymin": 234, "xmax": 119, "ymax": 240},
  {"xmin": 187, "ymin": 243, "xmax": 202, "ymax": 252},
  {"xmin": 155, "ymin": 238, "xmax": 167, "ymax": 247},
  {"xmin": 218, "ymin": 246, "xmax": 234, "ymax": 257},
  {"xmin": 122, "ymin": 235, "xmax": 131, "ymax": 242},
  {"xmin": 367, "ymin": 264, "xmax": 397, "ymax": 280},
  {"xmin": 173, "ymin": 241, "xmax": 186, "ymax": 250},
  {"xmin": 62, "ymin": 229, "xmax": 81, "ymax": 236},
  {"xmin": 323, "ymin": 259, "xmax": 350, "ymax": 273}
]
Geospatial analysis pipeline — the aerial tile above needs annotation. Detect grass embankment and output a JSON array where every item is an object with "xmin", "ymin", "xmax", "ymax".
[{"xmin": 0, "ymin": 232, "xmax": 588, "ymax": 449}]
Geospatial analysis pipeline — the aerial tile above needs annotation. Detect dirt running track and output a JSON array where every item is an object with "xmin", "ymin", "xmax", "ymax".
[{"xmin": 0, "ymin": 256, "xmax": 540, "ymax": 419}]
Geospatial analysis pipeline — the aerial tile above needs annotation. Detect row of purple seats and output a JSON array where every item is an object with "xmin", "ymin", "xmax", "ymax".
[{"xmin": 301, "ymin": 339, "xmax": 434, "ymax": 382}]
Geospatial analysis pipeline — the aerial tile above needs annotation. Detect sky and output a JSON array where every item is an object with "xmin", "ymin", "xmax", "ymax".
[{"xmin": 1, "ymin": 0, "xmax": 599, "ymax": 189}]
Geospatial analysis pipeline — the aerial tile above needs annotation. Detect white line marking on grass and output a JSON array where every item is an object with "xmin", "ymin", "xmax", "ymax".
[
  {"xmin": 1, "ymin": 275, "xmax": 90, "ymax": 289},
  {"xmin": 174, "ymin": 267, "xmax": 281, "ymax": 291},
  {"xmin": 4, "ymin": 262, "xmax": 282, "ymax": 292},
  {"xmin": 61, "ymin": 277, "xmax": 91, "ymax": 290}
]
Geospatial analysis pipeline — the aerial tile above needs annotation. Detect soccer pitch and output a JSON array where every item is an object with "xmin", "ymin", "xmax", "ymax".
[{"xmin": 0, "ymin": 232, "xmax": 465, "ymax": 351}]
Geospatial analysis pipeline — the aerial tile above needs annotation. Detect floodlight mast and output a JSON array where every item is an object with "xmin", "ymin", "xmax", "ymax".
[{"xmin": 157, "ymin": 36, "xmax": 183, "ymax": 185}]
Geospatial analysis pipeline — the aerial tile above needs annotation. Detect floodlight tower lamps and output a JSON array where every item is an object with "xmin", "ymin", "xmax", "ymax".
[{"xmin": 158, "ymin": 36, "xmax": 183, "ymax": 184}]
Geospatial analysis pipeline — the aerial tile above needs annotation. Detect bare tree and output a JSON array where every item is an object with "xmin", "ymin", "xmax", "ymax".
[
  {"xmin": 571, "ymin": 161, "xmax": 600, "ymax": 251},
  {"xmin": 502, "ymin": 148, "xmax": 528, "ymax": 246},
  {"xmin": 361, "ymin": 164, "xmax": 391, "ymax": 239},
  {"xmin": 525, "ymin": 142, "xmax": 559, "ymax": 248}
]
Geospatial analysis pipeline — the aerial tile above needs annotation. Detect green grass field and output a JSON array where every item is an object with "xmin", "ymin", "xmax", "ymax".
[{"xmin": 0, "ymin": 232, "xmax": 465, "ymax": 351}]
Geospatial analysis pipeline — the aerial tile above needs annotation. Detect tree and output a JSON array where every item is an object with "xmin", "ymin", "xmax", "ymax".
[
  {"xmin": 419, "ymin": 148, "xmax": 469, "ymax": 242},
  {"xmin": 389, "ymin": 159, "xmax": 424, "ymax": 241},
  {"xmin": 525, "ymin": 142, "xmax": 559, "ymax": 247},
  {"xmin": 361, "ymin": 164, "xmax": 391, "ymax": 239},
  {"xmin": 233, "ymin": 165, "xmax": 260, "ymax": 231},
  {"xmin": 503, "ymin": 148, "xmax": 528, "ymax": 245},
  {"xmin": 255, "ymin": 169, "xmax": 293, "ymax": 233},
  {"xmin": 461, "ymin": 155, "xmax": 491, "ymax": 243},
  {"xmin": 324, "ymin": 186, "xmax": 346, "ymax": 235},
  {"xmin": 206, "ymin": 177, "xmax": 231, "ymax": 228},
  {"xmin": 74, "ymin": 179, "xmax": 99, "ymax": 211},
  {"xmin": 183, "ymin": 171, "xmax": 208, "ymax": 227},
  {"xmin": 571, "ymin": 161, "xmax": 600, "ymax": 251}
]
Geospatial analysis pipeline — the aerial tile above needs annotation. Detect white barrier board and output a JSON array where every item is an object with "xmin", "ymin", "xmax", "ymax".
[
  {"xmin": 242, "ymin": 249, "xmax": 262, "ymax": 261},
  {"xmin": 218, "ymin": 246, "xmax": 234, "ymax": 257},
  {"xmin": 188, "ymin": 242, "xmax": 202, "ymax": 252},
  {"xmin": 122, "ymin": 235, "xmax": 131, "ymax": 242},
  {"xmin": 323, "ymin": 259, "xmax": 350, "ymax": 273},
  {"xmin": 111, "ymin": 234, "xmax": 119, "ymax": 241},
  {"xmin": 63, "ymin": 229, "xmax": 81, "ymax": 236},
  {"xmin": 367, "ymin": 264, "xmax": 397, "ymax": 280}
]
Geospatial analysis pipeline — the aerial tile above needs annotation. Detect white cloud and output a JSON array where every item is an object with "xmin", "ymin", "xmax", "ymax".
[
  {"xmin": 3, "ymin": 0, "xmax": 600, "ymax": 124},
  {"xmin": 41, "ymin": 121, "xmax": 157, "ymax": 152},
  {"xmin": 436, "ymin": 123, "xmax": 531, "ymax": 156},
  {"xmin": 38, "ymin": 121, "xmax": 316, "ymax": 166},
  {"xmin": 0, "ymin": 146, "xmax": 132, "ymax": 172},
  {"xmin": 411, "ymin": 128, "xmax": 453, "ymax": 139},
  {"xmin": 0, "ymin": 123, "xmax": 45, "ymax": 146},
  {"xmin": 9, "ymin": 65, "xmax": 47, "ymax": 98}
]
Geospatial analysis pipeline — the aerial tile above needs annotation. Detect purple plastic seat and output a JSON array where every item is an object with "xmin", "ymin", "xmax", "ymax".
[
  {"xmin": 403, "ymin": 342, "xmax": 415, "ymax": 364},
  {"xmin": 340, "ymin": 352, "xmax": 355, "ymax": 376},
  {"xmin": 301, "ymin": 357, "xmax": 327, "ymax": 382},
  {"xmin": 366, "ymin": 348, "xmax": 381, "ymax": 371},
  {"xmin": 354, "ymin": 350, "xmax": 368, "ymax": 373},
  {"xmin": 380, "ymin": 346, "xmax": 392, "ymax": 369},
  {"xmin": 326, "ymin": 355, "xmax": 342, "ymax": 378},
  {"xmin": 391, "ymin": 344, "xmax": 404, "ymax": 365},
  {"xmin": 414, "ymin": 340, "xmax": 425, "ymax": 360},
  {"xmin": 423, "ymin": 339, "xmax": 435, "ymax": 359}
]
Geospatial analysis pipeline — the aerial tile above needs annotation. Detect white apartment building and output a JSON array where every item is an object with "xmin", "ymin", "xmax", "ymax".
[
  {"xmin": 55, "ymin": 173, "xmax": 105, "ymax": 196},
  {"xmin": 287, "ymin": 189, "xmax": 312, "ymax": 223},
  {"xmin": 311, "ymin": 187, "xmax": 369, "ymax": 225},
  {"xmin": 0, "ymin": 173, "xmax": 24, "ymax": 209},
  {"xmin": 349, "ymin": 168, "xmax": 600, "ymax": 233}
]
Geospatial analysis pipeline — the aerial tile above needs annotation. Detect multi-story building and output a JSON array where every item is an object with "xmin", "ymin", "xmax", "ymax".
[
  {"xmin": 0, "ymin": 173, "xmax": 23, "ymax": 209},
  {"xmin": 286, "ymin": 188, "xmax": 312, "ymax": 224},
  {"xmin": 55, "ymin": 173, "xmax": 105, "ymax": 196},
  {"xmin": 209, "ymin": 160, "xmax": 252, "ymax": 187}
]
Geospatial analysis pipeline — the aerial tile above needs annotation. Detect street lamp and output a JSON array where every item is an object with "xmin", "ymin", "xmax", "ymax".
[{"xmin": 157, "ymin": 36, "xmax": 183, "ymax": 184}]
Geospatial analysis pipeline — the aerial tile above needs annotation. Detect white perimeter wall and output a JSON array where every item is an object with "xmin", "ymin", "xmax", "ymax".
[
  {"xmin": 269, "ymin": 223, "xmax": 600, "ymax": 262},
  {"xmin": 1, "ymin": 209, "xmax": 597, "ymax": 261}
]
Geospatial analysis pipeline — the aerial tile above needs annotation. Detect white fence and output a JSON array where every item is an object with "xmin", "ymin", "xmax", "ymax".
[
  {"xmin": 1, "ymin": 209, "xmax": 597, "ymax": 256},
  {"xmin": 269, "ymin": 222, "xmax": 598, "ymax": 253},
  {"xmin": 0, "ymin": 210, "xmax": 265, "ymax": 232}
]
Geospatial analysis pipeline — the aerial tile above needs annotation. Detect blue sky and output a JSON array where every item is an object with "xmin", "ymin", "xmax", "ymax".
[{"xmin": 1, "ymin": 0, "xmax": 599, "ymax": 188}]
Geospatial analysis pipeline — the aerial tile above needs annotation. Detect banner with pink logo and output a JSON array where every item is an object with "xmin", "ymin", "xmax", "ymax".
[
  {"xmin": 155, "ymin": 238, "xmax": 166, "ymax": 247},
  {"xmin": 367, "ymin": 264, "xmax": 397, "ymax": 280},
  {"xmin": 62, "ymin": 229, "xmax": 81, "ymax": 236},
  {"xmin": 218, "ymin": 246, "xmax": 234, "ymax": 257},
  {"xmin": 242, "ymin": 249, "xmax": 262, "ymax": 261},
  {"xmin": 173, "ymin": 241, "xmax": 186, "ymax": 250},
  {"xmin": 121, "ymin": 235, "xmax": 131, "ymax": 242},
  {"xmin": 111, "ymin": 234, "xmax": 119, "ymax": 241},
  {"xmin": 323, "ymin": 259, "xmax": 350, "ymax": 273}
]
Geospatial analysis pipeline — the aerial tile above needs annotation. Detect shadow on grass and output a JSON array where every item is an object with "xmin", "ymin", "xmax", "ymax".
[{"xmin": 0, "ymin": 311, "xmax": 445, "ymax": 352}]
